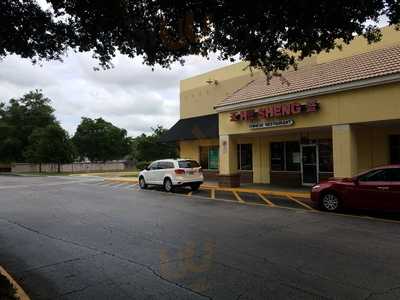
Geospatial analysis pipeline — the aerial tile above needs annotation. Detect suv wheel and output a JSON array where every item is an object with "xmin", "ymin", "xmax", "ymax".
[
  {"xmin": 190, "ymin": 183, "xmax": 201, "ymax": 191},
  {"xmin": 164, "ymin": 178, "xmax": 174, "ymax": 192},
  {"xmin": 139, "ymin": 176, "xmax": 147, "ymax": 189},
  {"xmin": 320, "ymin": 193, "xmax": 340, "ymax": 212}
]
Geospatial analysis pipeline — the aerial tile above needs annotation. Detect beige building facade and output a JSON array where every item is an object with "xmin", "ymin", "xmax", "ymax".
[{"xmin": 163, "ymin": 26, "xmax": 400, "ymax": 187}]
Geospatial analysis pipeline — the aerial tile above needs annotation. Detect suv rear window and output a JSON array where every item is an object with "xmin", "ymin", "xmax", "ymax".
[
  {"xmin": 159, "ymin": 161, "xmax": 174, "ymax": 169},
  {"xmin": 178, "ymin": 160, "xmax": 200, "ymax": 168}
]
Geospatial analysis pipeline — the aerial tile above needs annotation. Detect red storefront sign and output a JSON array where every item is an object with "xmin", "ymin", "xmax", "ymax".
[{"xmin": 230, "ymin": 100, "xmax": 319, "ymax": 121}]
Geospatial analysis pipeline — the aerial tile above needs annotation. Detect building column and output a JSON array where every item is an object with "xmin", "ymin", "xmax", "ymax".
[
  {"xmin": 332, "ymin": 124, "xmax": 358, "ymax": 178},
  {"xmin": 218, "ymin": 135, "xmax": 239, "ymax": 187}
]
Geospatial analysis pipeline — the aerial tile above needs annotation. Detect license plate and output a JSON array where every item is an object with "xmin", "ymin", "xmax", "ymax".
[{"xmin": 187, "ymin": 171, "xmax": 194, "ymax": 175}]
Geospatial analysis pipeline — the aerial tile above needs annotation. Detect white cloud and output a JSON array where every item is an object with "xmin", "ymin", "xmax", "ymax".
[{"xmin": 0, "ymin": 51, "xmax": 231, "ymax": 137}]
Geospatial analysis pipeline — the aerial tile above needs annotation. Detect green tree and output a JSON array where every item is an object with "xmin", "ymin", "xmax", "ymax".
[
  {"xmin": 1, "ymin": 1, "xmax": 399, "ymax": 77},
  {"xmin": 0, "ymin": 90, "xmax": 57, "ymax": 162},
  {"xmin": 73, "ymin": 118, "xmax": 130, "ymax": 162},
  {"xmin": 24, "ymin": 124, "xmax": 76, "ymax": 172},
  {"xmin": 130, "ymin": 126, "xmax": 178, "ymax": 164}
]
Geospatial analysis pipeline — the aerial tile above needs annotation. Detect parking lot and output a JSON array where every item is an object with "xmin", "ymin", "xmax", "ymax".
[
  {"xmin": 99, "ymin": 179, "xmax": 400, "ymax": 223},
  {"xmin": 1, "ymin": 175, "xmax": 400, "ymax": 299}
]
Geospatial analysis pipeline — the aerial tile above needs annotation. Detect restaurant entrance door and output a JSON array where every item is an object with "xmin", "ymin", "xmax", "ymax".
[{"xmin": 301, "ymin": 144, "xmax": 319, "ymax": 186}]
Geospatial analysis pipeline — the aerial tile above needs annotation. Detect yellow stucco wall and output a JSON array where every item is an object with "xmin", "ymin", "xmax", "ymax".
[
  {"xmin": 179, "ymin": 139, "xmax": 219, "ymax": 162},
  {"xmin": 332, "ymin": 124, "xmax": 358, "ymax": 178},
  {"xmin": 333, "ymin": 125, "xmax": 400, "ymax": 178},
  {"xmin": 219, "ymin": 83, "xmax": 400, "ymax": 136},
  {"xmin": 180, "ymin": 62, "xmax": 262, "ymax": 119},
  {"xmin": 316, "ymin": 26, "xmax": 400, "ymax": 64},
  {"xmin": 355, "ymin": 126, "xmax": 400, "ymax": 173}
]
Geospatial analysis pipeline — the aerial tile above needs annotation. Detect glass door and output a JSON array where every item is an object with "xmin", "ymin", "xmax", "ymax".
[{"xmin": 301, "ymin": 144, "xmax": 319, "ymax": 186}]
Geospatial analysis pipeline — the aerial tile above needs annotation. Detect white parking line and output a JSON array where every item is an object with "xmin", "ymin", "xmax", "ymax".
[
  {"xmin": 109, "ymin": 183, "xmax": 129, "ymax": 188},
  {"xmin": 98, "ymin": 182, "xmax": 118, "ymax": 187},
  {"xmin": 122, "ymin": 183, "xmax": 138, "ymax": 189},
  {"xmin": 0, "ymin": 181, "xmax": 86, "ymax": 190}
]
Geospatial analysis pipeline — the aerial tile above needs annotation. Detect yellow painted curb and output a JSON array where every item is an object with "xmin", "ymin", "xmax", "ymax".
[
  {"xmin": 201, "ymin": 184, "xmax": 310, "ymax": 199},
  {"xmin": 0, "ymin": 266, "xmax": 30, "ymax": 300}
]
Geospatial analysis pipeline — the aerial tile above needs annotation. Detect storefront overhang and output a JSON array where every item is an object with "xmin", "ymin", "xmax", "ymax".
[{"xmin": 160, "ymin": 114, "xmax": 219, "ymax": 142}]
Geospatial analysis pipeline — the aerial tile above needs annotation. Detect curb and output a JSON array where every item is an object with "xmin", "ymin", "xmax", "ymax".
[{"xmin": 0, "ymin": 265, "xmax": 30, "ymax": 300}]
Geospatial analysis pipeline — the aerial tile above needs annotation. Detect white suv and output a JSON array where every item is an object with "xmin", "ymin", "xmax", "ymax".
[{"xmin": 138, "ymin": 159, "xmax": 204, "ymax": 192}]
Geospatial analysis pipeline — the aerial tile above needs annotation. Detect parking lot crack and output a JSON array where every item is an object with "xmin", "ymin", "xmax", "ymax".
[
  {"xmin": 58, "ymin": 284, "xmax": 94, "ymax": 297},
  {"xmin": 364, "ymin": 285, "xmax": 400, "ymax": 300},
  {"xmin": 19, "ymin": 257, "xmax": 89, "ymax": 274},
  {"xmin": 294, "ymin": 265, "xmax": 372, "ymax": 292},
  {"xmin": 0, "ymin": 218, "xmax": 212, "ymax": 300},
  {"xmin": 280, "ymin": 282, "xmax": 333, "ymax": 300}
]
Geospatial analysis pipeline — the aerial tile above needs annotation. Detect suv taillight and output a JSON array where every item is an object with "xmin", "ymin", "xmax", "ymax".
[{"xmin": 175, "ymin": 169, "xmax": 185, "ymax": 175}]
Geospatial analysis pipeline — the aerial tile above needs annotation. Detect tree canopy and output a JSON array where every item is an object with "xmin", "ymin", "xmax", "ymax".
[
  {"xmin": 0, "ymin": 90, "xmax": 58, "ymax": 162},
  {"xmin": 129, "ymin": 126, "xmax": 178, "ymax": 165},
  {"xmin": 73, "ymin": 117, "xmax": 131, "ymax": 162},
  {"xmin": 24, "ymin": 124, "xmax": 76, "ymax": 167},
  {"xmin": 0, "ymin": 91, "xmax": 136, "ymax": 166},
  {"xmin": 1, "ymin": 1, "xmax": 399, "ymax": 77}
]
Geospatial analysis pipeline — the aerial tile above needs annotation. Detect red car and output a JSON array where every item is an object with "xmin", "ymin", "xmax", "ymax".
[{"xmin": 311, "ymin": 164, "xmax": 400, "ymax": 212}]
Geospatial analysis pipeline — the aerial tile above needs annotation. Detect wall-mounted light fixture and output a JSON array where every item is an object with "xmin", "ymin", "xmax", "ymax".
[{"xmin": 206, "ymin": 78, "xmax": 219, "ymax": 86}]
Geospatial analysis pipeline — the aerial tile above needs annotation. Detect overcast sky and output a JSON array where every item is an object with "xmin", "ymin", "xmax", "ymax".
[{"xmin": 0, "ymin": 52, "xmax": 231, "ymax": 137}]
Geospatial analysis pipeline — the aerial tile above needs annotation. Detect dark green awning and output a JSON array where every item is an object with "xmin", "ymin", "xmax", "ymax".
[{"xmin": 160, "ymin": 114, "xmax": 219, "ymax": 142}]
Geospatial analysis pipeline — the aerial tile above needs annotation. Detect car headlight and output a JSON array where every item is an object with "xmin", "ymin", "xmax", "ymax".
[{"xmin": 312, "ymin": 185, "xmax": 320, "ymax": 190}]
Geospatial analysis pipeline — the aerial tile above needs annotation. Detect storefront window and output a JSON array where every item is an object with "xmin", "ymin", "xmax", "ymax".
[
  {"xmin": 200, "ymin": 146, "xmax": 219, "ymax": 170},
  {"xmin": 318, "ymin": 139, "xmax": 333, "ymax": 172},
  {"xmin": 285, "ymin": 142, "xmax": 301, "ymax": 171},
  {"xmin": 390, "ymin": 135, "xmax": 400, "ymax": 164},
  {"xmin": 271, "ymin": 142, "xmax": 300, "ymax": 171},
  {"xmin": 237, "ymin": 144, "xmax": 253, "ymax": 170},
  {"xmin": 271, "ymin": 142, "xmax": 285, "ymax": 171}
]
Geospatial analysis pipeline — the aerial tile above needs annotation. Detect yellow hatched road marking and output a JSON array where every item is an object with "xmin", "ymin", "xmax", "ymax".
[
  {"xmin": 211, "ymin": 189, "xmax": 215, "ymax": 199},
  {"xmin": 286, "ymin": 195, "xmax": 315, "ymax": 210},
  {"xmin": 257, "ymin": 193, "xmax": 275, "ymax": 207},
  {"xmin": 233, "ymin": 191, "xmax": 245, "ymax": 203}
]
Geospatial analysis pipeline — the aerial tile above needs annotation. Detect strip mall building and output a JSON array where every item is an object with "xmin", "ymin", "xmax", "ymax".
[{"xmin": 162, "ymin": 26, "xmax": 400, "ymax": 187}]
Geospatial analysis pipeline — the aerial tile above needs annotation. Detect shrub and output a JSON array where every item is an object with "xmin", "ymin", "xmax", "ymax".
[{"xmin": 136, "ymin": 161, "xmax": 151, "ymax": 171}]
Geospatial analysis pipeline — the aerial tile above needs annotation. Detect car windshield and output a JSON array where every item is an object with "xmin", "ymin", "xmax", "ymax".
[{"xmin": 178, "ymin": 160, "xmax": 200, "ymax": 168}]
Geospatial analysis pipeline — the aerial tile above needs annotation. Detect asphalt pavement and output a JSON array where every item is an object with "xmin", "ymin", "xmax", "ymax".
[{"xmin": 0, "ymin": 175, "xmax": 400, "ymax": 299}]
